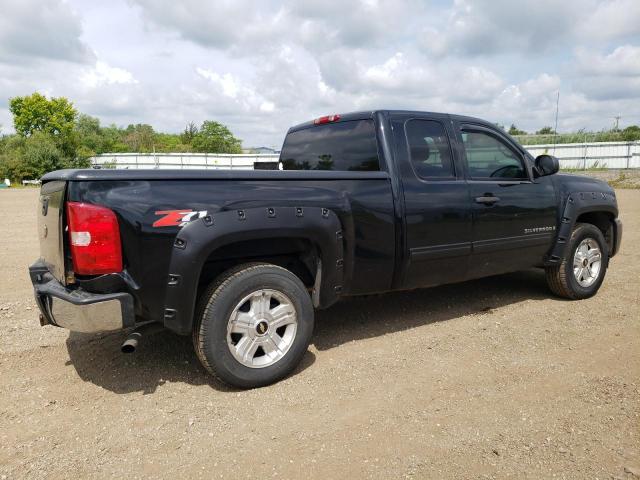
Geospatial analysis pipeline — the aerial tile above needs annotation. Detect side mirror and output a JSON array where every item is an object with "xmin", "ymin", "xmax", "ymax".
[{"xmin": 534, "ymin": 154, "xmax": 559, "ymax": 177}]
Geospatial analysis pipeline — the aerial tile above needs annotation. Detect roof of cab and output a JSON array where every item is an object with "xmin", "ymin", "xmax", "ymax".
[
  {"xmin": 285, "ymin": 110, "xmax": 527, "ymax": 155},
  {"xmin": 287, "ymin": 111, "xmax": 376, "ymax": 133},
  {"xmin": 287, "ymin": 110, "xmax": 496, "ymax": 133}
]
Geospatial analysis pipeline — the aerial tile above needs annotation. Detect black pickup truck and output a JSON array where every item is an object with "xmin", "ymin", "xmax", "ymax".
[{"xmin": 29, "ymin": 110, "xmax": 622, "ymax": 388}]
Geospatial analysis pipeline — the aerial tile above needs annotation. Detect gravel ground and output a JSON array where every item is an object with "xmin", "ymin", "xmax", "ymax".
[{"xmin": 0, "ymin": 187, "xmax": 638, "ymax": 479}]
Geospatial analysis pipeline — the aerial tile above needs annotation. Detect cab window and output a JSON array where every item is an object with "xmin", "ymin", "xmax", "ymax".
[
  {"xmin": 405, "ymin": 120, "xmax": 455, "ymax": 178},
  {"xmin": 461, "ymin": 130, "xmax": 527, "ymax": 180}
]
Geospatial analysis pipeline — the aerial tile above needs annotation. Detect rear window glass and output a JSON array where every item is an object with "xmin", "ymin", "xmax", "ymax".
[
  {"xmin": 280, "ymin": 119, "xmax": 380, "ymax": 171},
  {"xmin": 406, "ymin": 119, "xmax": 455, "ymax": 178}
]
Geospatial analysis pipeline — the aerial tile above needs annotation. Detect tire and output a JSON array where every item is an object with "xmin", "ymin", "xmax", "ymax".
[
  {"xmin": 545, "ymin": 222, "xmax": 609, "ymax": 300},
  {"xmin": 193, "ymin": 263, "xmax": 314, "ymax": 388}
]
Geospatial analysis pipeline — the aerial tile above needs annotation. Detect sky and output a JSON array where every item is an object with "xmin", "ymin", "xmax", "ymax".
[{"xmin": 0, "ymin": 0, "xmax": 639, "ymax": 148}]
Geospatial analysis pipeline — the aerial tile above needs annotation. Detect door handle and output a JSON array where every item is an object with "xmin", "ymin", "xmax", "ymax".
[{"xmin": 475, "ymin": 195, "xmax": 500, "ymax": 205}]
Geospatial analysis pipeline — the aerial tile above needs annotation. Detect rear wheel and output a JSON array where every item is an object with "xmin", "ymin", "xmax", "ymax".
[
  {"xmin": 193, "ymin": 263, "xmax": 314, "ymax": 388},
  {"xmin": 545, "ymin": 222, "xmax": 609, "ymax": 299}
]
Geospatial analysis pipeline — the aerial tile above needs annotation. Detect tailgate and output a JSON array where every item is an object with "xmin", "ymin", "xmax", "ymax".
[{"xmin": 38, "ymin": 180, "xmax": 67, "ymax": 284}]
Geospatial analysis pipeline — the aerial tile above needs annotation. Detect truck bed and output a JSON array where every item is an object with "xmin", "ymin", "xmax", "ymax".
[{"xmin": 42, "ymin": 168, "xmax": 397, "ymax": 325}]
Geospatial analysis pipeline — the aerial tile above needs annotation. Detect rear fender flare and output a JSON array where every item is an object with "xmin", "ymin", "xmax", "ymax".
[{"xmin": 162, "ymin": 206, "xmax": 344, "ymax": 334}]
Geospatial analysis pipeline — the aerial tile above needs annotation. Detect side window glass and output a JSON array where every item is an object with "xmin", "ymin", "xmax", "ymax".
[
  {"xmin": 461, "ymin": 131, "xmax": 526, "ymax": 179},
  {"xmin": 406, "ymin": 120, "xmax": 455, "ymax": 179}
]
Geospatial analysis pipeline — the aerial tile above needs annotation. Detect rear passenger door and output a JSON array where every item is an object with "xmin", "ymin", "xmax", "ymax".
[
  {"xmin": 455, "ymin": 123, "xmax": 558, "ymax": 278},
  {"xmin": 390, "ymin": 113, "xmax": 472, "ymax": 289}
]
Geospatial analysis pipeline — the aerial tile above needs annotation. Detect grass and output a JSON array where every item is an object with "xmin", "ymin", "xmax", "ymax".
[
  {"xmin": 515, "ymin": 131, "xmax": 639, "ymax": 145},
  {"xmin": 608, "ymin": 172, "xmax": 640, "ymax": 189},
  {"xmin": 561, "ymin": 167, "xmax": 609, "ymax": 173},
  {"xmin": 0, "ymin": 183, "xmax": 39, "ymax": 189}
]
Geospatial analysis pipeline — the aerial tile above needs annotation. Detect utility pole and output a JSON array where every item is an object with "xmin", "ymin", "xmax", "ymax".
[
  {"xmin": 613, "ymin": 115, "xmax": 621, "ymax": 131},
  {"xmin": 552, "ymin": 91, "xmax": 560, "ymax": 154}
]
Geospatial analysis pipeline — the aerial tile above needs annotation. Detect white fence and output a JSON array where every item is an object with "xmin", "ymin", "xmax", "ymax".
[
  {"xmin": 523, "ymin": 141, "xmax": 639, "ymax": 169},
  {"xmin": 91, "ymin": 141, "xmax": 640, "ymax": 171}
]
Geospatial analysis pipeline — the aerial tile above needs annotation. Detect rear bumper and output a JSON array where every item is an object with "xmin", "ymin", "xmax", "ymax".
[
  {"xmin": 611, "ymin": 218, "xmax": 623, "ymax": 257},
  {"xmin": 29, "ymin": 261, "xmax": 135, "ymax": 333}
]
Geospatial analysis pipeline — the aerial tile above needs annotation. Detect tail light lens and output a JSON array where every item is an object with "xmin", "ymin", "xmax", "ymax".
[{"xmin": 66, "ymin": 202, "xmax": 123, "ymax": 275}]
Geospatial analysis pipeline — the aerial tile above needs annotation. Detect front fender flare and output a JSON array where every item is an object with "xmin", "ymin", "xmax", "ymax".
[
  {"xmin": 545, "ymin": 191, "xmax": 618, "ymax": 264},
  {"xmin": 162, "ymin": 206, "xmax": 344, "ymax": 334}
]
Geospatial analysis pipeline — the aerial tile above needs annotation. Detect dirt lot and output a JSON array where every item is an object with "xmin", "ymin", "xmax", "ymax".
[{"xmin": 0, "ymin": 187, "xmax": 638, "ymax": 479}]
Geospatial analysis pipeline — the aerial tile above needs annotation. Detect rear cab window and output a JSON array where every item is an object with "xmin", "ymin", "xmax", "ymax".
[
  {"xmin": 405, "ymin": 119, "xmax": 455, "ymax": 179},
  {"xmin": 280, "ymin": 119, "xmax": 380, "ymax": 171}
]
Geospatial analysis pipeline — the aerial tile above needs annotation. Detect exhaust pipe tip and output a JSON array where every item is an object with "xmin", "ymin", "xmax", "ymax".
[
  {"xmin": 120, "ymin": 322, "xmax": 164, "ymax": 353},
  {"xmin": 121, "ymin": 331, "xmax": 142, "ymax": 353}
]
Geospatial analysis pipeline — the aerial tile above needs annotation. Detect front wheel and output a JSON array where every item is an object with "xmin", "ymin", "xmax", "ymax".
[
  {"xmin": 545, "ymin": 222, "xmax": 609, "ymax": 299},
  {"xmin": 193, "ymin": 263, "xmax": 314, "ymax": 388}
]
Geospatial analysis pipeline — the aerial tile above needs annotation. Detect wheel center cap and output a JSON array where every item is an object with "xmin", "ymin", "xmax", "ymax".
[
  {"xmin": 582, "ymin": 258, "xmax": 589, "ymax": 267},
  {"xmin": 255, "ymin": 320, "xmax": 269, "ymax": 336}
]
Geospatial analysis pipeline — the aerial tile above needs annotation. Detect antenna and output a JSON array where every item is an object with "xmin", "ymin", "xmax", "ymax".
[{"xmin": 552, "ymin": 91, "xmax": 560, "ymax": 154}]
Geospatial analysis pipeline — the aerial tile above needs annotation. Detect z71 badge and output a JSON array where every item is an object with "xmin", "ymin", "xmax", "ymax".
[{"xmin": 153, "ymin": 209, "xmax": 208, "ymax": 228}]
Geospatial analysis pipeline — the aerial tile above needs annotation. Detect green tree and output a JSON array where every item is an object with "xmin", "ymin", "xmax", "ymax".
[
  {"xmin": 10, "ymin": 93, "xmax": 77, "ymax": 138},
  {"xmin": 536, "ymin": 126, "xmax": 555, "ymax": 135},
  {"xmin": 0, "ymin": 135, "xmax": 27, "ymax": 182},
  {"xmin": 23, "ymin": 131, "xmax": 65, "ymax": 176},
  {"xmin": 621, "ymin": 125, "xmax": 640, "ymax": 141},
  {"xmin": 75, "ymin": 114, "xmax": 102, "ymax": 156},
  {"xmin": 180, "ymin": 122, "xmax": 199, "ymax": 145},
  {"xmin": 192, "ymin": 120, "xmax": 242, "ymax": 153},
  {"xmin": 100, "ymin": 124, "xmax": 130, "ymax": 153},
  {"xmin": 9, "ymin": 92, "xmax": 79, "ymax": 160},
  {"xmin": 123, "ymin": 124, "xmax": 156, "ymax": 152},
  {"xmin": 0, "ymin": 132, "xmax": 73, "ymax": 182},
  {"xmin": 508, "ymin": 124, "xmax": 527, "ymax": 136},
  {"xmin": 154, "ymin": 132, "xmax": 191, "ymax": 152},
  {"xmin": 76, "ymin": 113, "xmax": 101, "ymax": 134}
]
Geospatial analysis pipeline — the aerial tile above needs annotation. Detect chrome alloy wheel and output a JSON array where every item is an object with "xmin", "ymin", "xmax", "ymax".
[
  {"xmin": 573, "ymin": 238, "xmax": 602, "ymax": 287},
  {"xmin": 226, "ymin": 289, "xmax": 298, "ymax": 368}
]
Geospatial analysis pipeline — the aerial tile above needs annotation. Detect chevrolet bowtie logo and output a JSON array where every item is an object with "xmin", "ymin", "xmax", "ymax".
[{"xmin": 256, "ymin": 321, "xmax": 268, "ymax": 335}]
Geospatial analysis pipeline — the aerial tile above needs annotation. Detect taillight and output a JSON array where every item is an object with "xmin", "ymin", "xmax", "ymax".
[
  {"xmin": 313, "ymin": 114, "xmax": 341, "ymax": 125},
  {"xmin": 66, "ymin": 202, "xmax": 122, "ymax": 275}
]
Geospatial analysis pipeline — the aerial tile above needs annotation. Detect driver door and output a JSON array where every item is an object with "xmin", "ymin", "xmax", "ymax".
[{"xmin": 457, "ymin": 123, "xmax": 557, "ymax": 279}]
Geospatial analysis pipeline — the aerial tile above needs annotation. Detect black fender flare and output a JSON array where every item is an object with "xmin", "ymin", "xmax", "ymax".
[
  {"xmin": 545, "ymin": 191, "xmax": 618, "ymax": 264},
  {"xmin": 162, "ymin": 206, "xmax": 344, "ymax": 334}
]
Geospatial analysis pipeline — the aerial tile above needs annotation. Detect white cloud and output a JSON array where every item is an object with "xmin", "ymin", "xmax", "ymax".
[
  {"xmin": 418, "ymin": 0, "xmax": 640, "ymax": 58},
  {"xmin": 81, "ymin": 62, "xmax": 138, "ymax": 88},
  {"xmin": 259, "ymin": 101, "xmax": 275, "ymax": 113},
  {"xmin": 575, "ymin": 45, "xmax": 640, "ymax": 77},
  {"xmin": 195, "ymin": 67, "xmax": 281, "ymax": 116},
  {"xmin": 363, "ymin": 53, "xmax": 407, "ymax": 88},
  {"xmin": 0, "ymin": 0, "xmax": 638, "ymax": 146},
  {"xmin": 572, "ymin": 46, "xmax": 640, "ymax": 101},
  {"xmin": 577, "ymin": 0, "xmax": 640, "ymax": 41},
  {"xmin": 196, "ymin": 69, "xmax": 240, "ymax": 98},
  {"xmin": 0, "ymin": 0, "xmax": 94, "ymax": 64}
]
